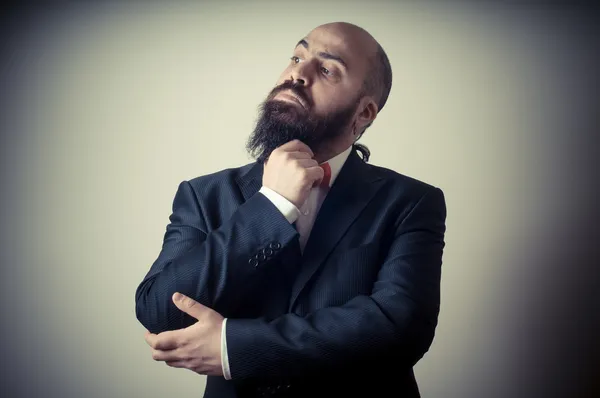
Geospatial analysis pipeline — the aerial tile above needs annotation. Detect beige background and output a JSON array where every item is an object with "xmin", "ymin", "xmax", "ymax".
[{"xmin": 1, "ymin": 1, "xmax": 597, "ymax": 397}]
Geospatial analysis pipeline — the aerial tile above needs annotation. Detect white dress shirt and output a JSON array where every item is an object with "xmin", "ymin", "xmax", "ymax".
[{"xmin": 221, "ymin": 144, "xmax": 353, "ymax": 380}]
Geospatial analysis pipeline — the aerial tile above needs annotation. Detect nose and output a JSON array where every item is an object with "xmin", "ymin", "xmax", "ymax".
[
  {"xmin": 290, "ymin": 61, "xmax": 312, "ymax": 87},
  {"xmin": 293, "ymin": 76, "xmax": 306, "ymax": 85}
]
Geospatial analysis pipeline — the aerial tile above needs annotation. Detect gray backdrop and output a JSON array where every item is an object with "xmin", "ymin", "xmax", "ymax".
[{"xmin": 1, "ymin": 1, "xmax": 598, "ymax": 397}]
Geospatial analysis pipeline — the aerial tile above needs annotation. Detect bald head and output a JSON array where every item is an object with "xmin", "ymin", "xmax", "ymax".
[
  {"xmin": 312, "ymin": 22, "xmax": 380, "ymax": 54},
  {"xmin": 307, "ymin": 22, "xmax": 392, "ymax": 114}
]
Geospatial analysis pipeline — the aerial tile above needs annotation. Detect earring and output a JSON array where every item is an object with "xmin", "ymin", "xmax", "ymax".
[{"xmin": 352, "ymin": 122, "xmax": 357, "ymax": 136}]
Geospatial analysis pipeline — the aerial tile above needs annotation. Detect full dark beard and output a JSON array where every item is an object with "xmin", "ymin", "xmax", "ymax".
[{"xmin": 246, "ymin": 82, "xmax": 359, "ymax": 163}]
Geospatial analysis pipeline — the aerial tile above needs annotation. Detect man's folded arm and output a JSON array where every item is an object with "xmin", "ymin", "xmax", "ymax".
[
  {"xmin": 135, "ymin": 180, "xmax": 299, "ymax": 334},
  {"xmin": 225, "ymin": 187, "xmax": 447, "ymax": 380}
]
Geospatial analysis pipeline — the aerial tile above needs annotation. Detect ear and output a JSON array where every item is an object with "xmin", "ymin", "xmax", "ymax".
[{"xmin": 354, "ymin": 97, "xmax": 378, "ymax": 134}]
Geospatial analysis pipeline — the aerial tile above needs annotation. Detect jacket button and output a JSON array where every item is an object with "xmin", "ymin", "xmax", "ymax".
[
  {"xmin": 249, "ymin": 258, "xmax": 259, "ymax": 267},
  {"xmin": 256, "ymin": 252, "xmax": 267, "ymax": 261},
  {"xmin": 264, "ymin": 248, "xmax": 274, "ymax": 257},
  {"xmin": 269, "ymin": 242, "xmax": 281, "ymax": 250}
]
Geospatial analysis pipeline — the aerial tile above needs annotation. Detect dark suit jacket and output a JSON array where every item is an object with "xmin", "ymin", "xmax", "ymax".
[{"xmin": 135, "ymin": 148, "xmax": 447, "ymax": 398}]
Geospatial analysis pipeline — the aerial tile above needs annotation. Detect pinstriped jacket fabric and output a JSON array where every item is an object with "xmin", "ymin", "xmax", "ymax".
[{"xmin": 135, "ymin": 148, "xmax": 447, "ymax": 398}]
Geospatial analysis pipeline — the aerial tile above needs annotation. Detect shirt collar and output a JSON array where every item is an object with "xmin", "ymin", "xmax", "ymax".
[{"xmin": 319, "ymin": 145, "xmax": 353, "ymax": 188}]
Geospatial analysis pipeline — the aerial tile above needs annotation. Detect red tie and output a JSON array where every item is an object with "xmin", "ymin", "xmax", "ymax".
[{"xmin": 319, "ymin": 162, "xmax": 331, "ymax": 189}]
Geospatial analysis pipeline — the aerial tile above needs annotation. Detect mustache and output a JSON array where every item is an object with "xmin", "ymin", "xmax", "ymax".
[{"xmin": 268, "ymin": 81, "xmax": 312, "ymax": 109}]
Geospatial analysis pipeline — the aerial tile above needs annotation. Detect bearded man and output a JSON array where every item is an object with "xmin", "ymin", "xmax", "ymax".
[{"xmin": 136, "ymin": 21, "xmax": 447, "ymax": 398}]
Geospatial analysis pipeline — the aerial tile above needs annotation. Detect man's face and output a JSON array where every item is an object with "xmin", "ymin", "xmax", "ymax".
[
  {"xmin": 275, "ymin": 26, "xmax": 371, "ymax": 120},
  {"xmin": 247, "ymin": 25, "xmax": 374, "ymax": 163}
]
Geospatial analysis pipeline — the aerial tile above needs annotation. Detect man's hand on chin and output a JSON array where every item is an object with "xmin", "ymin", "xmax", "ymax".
[{"xmin": 144, "ymin": 293, "xmax": 224, "ymax": 377}]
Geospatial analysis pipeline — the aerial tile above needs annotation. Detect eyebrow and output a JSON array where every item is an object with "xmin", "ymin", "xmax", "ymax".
[{"xmin": 295, "ymin": 39, "xmax": 348, "ymax": 70}]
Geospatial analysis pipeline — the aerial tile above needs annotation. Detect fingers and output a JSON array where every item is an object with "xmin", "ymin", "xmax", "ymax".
[
  {"xmin": 144, "ymin": 329, "xmax": 183, "ymax": 351},
  {"xmin": 292, "ymin": 160, "xmax": 324, "ymax": 184},
  {"xmin": 262, "ymin": 139, "xmax": 320, "ymax": 208},
  {"xmin": 152, "ymin": 347, "xmax": 184, "ymax": 362},
  {"xmin": 144, "ymin": 331, "xmax": 156, "ymax": 347},
  {"xmin": 306, "ymin": 165, "xmax": 325, "ymax": 184},
  {"xmin": 172, "ymin": 292, "xmax": 207, "ymax": 320},
  {"xmin": 173, "ymin": 292, "xmax": 198, "ymax": 310},
  {"xmin": 295, "ymin": 158, "xmax": 319, "ymax": 168},
  {"xmin": 166, "ymin": 360, "xmax": 187, "ymax": 368},
  {"xmin": 286, "ymin": 151, "xmax": 313, "ymax": 160},
  {"xmin": 277, "ymin": 139, "xmax": 314, "ymax": 157}
]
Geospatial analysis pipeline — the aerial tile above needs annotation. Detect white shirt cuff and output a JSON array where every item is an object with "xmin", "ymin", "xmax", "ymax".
[
  {"xmin": 259, "ymin": 186, "xmax": 300, "ymax": 223},
  {"xmin": 221, "ymin": 318, "xmax": 232, "ymax": 380}
]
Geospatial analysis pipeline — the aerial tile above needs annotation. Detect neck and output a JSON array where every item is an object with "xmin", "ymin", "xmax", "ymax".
[{"xmin": 314, "ymin": 137, "xmax": 354, "ymax": 164}]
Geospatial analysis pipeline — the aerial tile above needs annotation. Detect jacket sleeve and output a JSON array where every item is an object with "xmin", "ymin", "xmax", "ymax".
[
  {"xmin": 135, "ymin": 180, "xmax": 298, "ymax": 334},
  {"xmin": 224, "ymin": 187, "xmax": 447, "ymax": 379}
]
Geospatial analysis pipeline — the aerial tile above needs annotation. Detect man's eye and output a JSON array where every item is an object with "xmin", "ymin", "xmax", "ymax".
[
  {"xmin": 290, "ymin": 56, "xmax": 300, "ymax": 64},
  {"xmin": 321, "ymin": 67, "xmax": 331, "ymax": 75}
]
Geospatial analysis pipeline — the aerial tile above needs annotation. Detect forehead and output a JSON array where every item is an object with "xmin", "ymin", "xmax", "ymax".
[
  {"xmin": 300, "ymin": 26, "xmax": 373, "ymax": 73},
  {"xmin": 305, "ymin": 26, "xmax": 350, "ymax": 52}
]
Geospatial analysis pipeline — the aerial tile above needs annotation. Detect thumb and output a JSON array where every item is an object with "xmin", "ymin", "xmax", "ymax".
[
  {"xmin": 172, "ymin": 292, "xmax": 204, "ymax": 319},
  {"xmin": 312, "ymin": 175, "xmax": 324, "ymax": 188},
  {"xmin": 312, "ymin": 169, "xmax": 325, "ymax": 188}
]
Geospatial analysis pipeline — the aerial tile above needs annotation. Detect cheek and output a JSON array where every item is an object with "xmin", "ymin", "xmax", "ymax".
[{"xmin": 311, "ymin": 86, "xmax": 350, "ymax": 115}]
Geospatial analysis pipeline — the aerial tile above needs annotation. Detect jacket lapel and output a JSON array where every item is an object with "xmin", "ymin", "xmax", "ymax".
[{"xmin": 288, "ymin": 150, "xmax": 384, "ymax": 310}]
